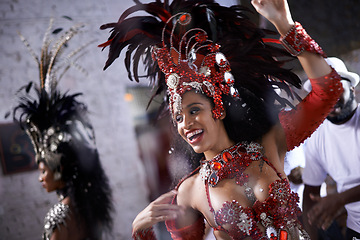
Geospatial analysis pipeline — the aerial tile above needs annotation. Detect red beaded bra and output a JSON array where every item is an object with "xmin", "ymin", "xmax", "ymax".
[{"xmin": 200, "ymin": 142, "xmax": 309, "ymax": 240}]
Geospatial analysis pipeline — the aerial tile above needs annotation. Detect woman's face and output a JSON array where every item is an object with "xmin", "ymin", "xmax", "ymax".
[
  {"xmin": 175, "ymin": 91, "xmax": 234, "ymax": 159},
  {"xmin": 38, "ymin": 161, "xmax": 64, "ymax": 192}
]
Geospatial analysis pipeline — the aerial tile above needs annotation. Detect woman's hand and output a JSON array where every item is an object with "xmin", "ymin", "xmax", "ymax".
[
  {"xmin": 132, "ymin": 190, "xmax": 184, "ymax": 233},
  {"xmin": 251, "ymin": 0, "xmax": 294, "ymax": 36}
]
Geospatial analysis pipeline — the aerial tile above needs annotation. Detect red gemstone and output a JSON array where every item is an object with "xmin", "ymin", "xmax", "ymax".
[
  {"xmin": 222, "ymin": 151, "xmax": 232, "ymax": 162},
  {"xmin": 280, "ymin": 230, "xmax": 288, "ymax": 240},
  {"xmin": 239, "ymin": 146, "xmax": 246, "ymax": 152},
  {"xmin": 212, "ymin": 162, "xmax": 222, "ymax": 170},
  {"xmin": 179, "ymin": 14, "xmax": 190, "ymax": 24}
]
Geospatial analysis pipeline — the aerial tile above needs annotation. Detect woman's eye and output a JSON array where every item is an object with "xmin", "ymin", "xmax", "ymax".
[{"xmin": 190, "ymin": 107, "xmax": 200, "ymax": 115}]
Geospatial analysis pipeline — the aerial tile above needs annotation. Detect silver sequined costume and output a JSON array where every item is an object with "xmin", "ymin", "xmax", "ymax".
[{"xmin": 42, "ymin": 202, "xmax": 70, "ymax": 240}]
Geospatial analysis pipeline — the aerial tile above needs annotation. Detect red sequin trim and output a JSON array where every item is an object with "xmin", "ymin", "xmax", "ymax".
[
  {"xmin": 132, "ymin": 227, "xmax": 156, "ymax": 240},
  {"xmin": 280, "ymin": 22, "xmax": 326, "ymax": 57},
  {"xmin": 279, "ymin": 68, "xmax": 343, "ymax": 150},
  {"xmin": 166, "ymin": 216, "xmax": 205, "ymax": 240}
]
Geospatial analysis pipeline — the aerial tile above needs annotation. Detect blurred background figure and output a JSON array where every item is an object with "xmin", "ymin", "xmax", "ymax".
[
  {"xmin": 302, "ymin": 57, "xmax": 360, "ymax": 240},
  {"xmin": 11, "ymin": 19, "xmax": 114, "ymax": 240}
]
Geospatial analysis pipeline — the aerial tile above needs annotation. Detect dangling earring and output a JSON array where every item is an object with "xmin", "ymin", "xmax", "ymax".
[
  {"xmin": 217, "ymin": 110, "xmax": 226, "ymax": 120},
  {"xmin": 54, "ymin": 171, "xmax": 62, "ymax": 180},
  {"xmin": 221, "ymin": 111, "xmax": 226, "ymax": 120}
]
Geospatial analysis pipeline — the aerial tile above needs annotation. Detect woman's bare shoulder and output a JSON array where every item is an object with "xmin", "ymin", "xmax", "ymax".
[
  {"xmin": 173, "ymin": 173, "xmax": 204, "ymax": 228},
  {"xmin": 177, "ymin": 173, "xmax": 202, "ymax": 205},
  {"xmin": 177, "ymin": 173, "xmax": 199, "ymax": 192}
]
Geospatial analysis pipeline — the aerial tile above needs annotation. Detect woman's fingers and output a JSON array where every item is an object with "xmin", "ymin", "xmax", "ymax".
[
  {"xmin": 153, "ymin": 190, "xmax": 178, "ymax": 204},
  {"xmin": 251, "ymin": 0, "xmax": 293, "ymax": 35},
  {"xmin": 133, "ymin": 190, "xmax": 185, "ymax": 232},
  {"xmin": 149, "ymin": 204, "xmax": 184, "ymax": 217},
  {"xmin": 144, "ymin": 190, "xmax": 185, "ymax": 221}
]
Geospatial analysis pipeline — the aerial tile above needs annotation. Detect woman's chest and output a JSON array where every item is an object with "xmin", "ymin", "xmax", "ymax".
[
  {"xmin": 195, "ymin": 176, "xmax": 301, "ymax": 239},
  {"xmin": 195, "ymin": 163, "xmax": 282, "ymax": 225}
]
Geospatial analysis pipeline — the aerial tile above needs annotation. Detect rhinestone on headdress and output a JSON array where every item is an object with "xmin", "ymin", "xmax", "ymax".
[
  {"xmin": 152, "ymin": 12, "xmax": 239, "ymax": 118},
  {"xmin": 167, "ymin": 73, "xmax": 180, "ymax": 89}
]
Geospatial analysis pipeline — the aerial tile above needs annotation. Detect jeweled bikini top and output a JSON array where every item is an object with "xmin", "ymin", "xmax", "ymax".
[{"xmin": 200, "ymin": 142, "xmax": 309, "ymax": 240}]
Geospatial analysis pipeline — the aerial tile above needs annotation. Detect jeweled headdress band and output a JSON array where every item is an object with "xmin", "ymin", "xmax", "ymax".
[
  {"xmin": 152, "ymin": 12, "xmax": 239, "ymax": 119},
  {"xmin": 25, "ymin": 119, "xmax": 66, "ymax": 172}
]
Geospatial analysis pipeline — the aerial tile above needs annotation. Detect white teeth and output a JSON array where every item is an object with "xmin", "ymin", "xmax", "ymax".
[{"xmin": 187, "ymin": 129, "xmax": 203, "ymax": 139}]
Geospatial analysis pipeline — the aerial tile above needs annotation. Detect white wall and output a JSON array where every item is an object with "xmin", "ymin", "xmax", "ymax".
[{"xmin": 0, "ymin": 0, "xmax": 150, "ymax": 239}]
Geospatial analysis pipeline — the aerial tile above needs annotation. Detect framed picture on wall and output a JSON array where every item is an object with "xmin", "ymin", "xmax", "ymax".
[{"xmin": 0, "ymin": 122, "xmax": 36, "ymax": 175}]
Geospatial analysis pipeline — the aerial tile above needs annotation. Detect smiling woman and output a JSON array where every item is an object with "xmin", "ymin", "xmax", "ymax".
[
  {"xmin": 176, "ymin": 91, "xmax": 231, "ymax": 159},
  {"xmin": 100, "ymin": 0, "xmax": 343, "ymax": 239}
]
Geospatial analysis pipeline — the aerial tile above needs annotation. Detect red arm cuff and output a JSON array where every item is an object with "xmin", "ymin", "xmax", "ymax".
[{"xmin": 280, "ymin": 22, "xmax": 327, "ymax": 57}]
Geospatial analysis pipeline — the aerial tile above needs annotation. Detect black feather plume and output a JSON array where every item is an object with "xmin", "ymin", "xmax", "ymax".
[{"xmin": 100, "ymin": 0, "xmax": 302, "ymax": 112}]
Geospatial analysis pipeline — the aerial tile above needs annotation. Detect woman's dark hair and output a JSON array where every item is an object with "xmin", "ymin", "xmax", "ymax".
[
  {"xmin": 58, "ymin": 139, "xmax": 113, "ymax": 238},
  {"xmin": 222, "ymin": 87, "xmax": 280, "ymax": 143}
]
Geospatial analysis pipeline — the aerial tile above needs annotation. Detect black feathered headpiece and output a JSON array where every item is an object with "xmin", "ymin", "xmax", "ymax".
[
  {"xmin": 13, "ymin": 18, "xmax": 113, "ymax": 237},
  {"xmin": 100, "ymin": 0, "xmax": 302, "ymax": 118}
]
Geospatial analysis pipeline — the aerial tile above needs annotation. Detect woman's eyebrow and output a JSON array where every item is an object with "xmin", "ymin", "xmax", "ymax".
[{"xmin": 185, "ymin": 102, "xmax": 203, "ymax": 108}]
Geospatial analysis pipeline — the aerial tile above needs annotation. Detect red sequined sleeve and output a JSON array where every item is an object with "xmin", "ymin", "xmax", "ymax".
[
  {"xmin": 165, "ymin": 216, "xmax": 205, "ymax": 240},
  {"xmin": 132, "ymin": 227, "xmax": 157, "ymax": 240},
  {"xmin": 279, "ymin": 68, "xmax": 343, "ymax": 151}
]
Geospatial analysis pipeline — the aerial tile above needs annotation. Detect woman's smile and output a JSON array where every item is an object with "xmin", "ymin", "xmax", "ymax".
[{"xmin": 185, "ymin": 129, "xmax": 204, "ymax": 144}]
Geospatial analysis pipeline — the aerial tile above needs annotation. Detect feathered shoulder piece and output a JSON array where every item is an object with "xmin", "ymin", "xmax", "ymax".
[{"xmin": 100, "ymin": 0, "xmax": 302, "ymax": 114}]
